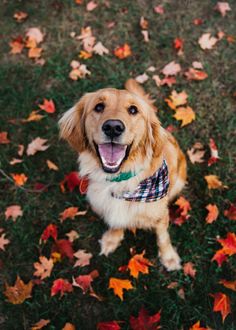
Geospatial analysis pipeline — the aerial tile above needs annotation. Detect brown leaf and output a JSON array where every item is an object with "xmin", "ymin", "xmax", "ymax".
[
  {"xmin": 13, "ymin": 11, "xmax": 28, "ymax": 22},
  {"xmin": 187, "ymin": 147, "xmax": 205, "ymax": 164},
  {"xmin": 214, "ymin": 2, "xmax": 231, "ymax": 17},
  {"xmin": 224, "ymin": 204, "xmax": 236, "ymax": 220},
  {"xmin": 161, "ymin": 61, "xmax": 181, "ymax": 76},
  {"xmin": 0, "ymin": 233, "xmax": 10, "ymax": 251},
  {"xmin": 4, "ymin": 276, "xmax": 33, "ymax": 304}
]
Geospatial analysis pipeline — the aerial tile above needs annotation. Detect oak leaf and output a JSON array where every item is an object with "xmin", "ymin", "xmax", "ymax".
[
  {"xmin": 109, "ymin": 278, "xmax": 133, "ymax": 300},
  {"xmin": 4, "ymin": 276, "xmax": 33, "ymax": 304},
  {"xmin": 5, "ymin": 205, "xmax": 23, "ymax": 222},
  {"xmin": 33, "ymin": 256, "xmax": 54, "ymax": 280},
  {"xmin": 173, "ymin": 106, "xmax": 196, "ymax": 127},
  {"xmin": 205, "ymin": 204, "xmax": 219, "ymax": 223},
  {"xmin": 128, "ymin": 251, "xmax": 153, "ymax": 278},
  {"xmin": 26, "ymin": 137, "xmax": 49, "ymax": 156},
  {"xmin": 212, "ymin": 292, "xmax": 231, "ymax": 322},
  {"xmin": 51, "ymin": 278, "xmax": 73, "ymax": 297},
  {"xmin": 130, "ymin": 307, "xmax": 161, "ymax": 330}
]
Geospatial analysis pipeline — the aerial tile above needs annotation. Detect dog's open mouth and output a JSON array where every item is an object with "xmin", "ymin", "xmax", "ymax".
[{"xmin": 95, "ymin": 142, "xmax": 130, "ymax": 173}]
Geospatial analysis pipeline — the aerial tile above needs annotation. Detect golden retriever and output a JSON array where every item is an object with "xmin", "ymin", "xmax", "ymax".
[{"xmin": 59, "ymin": 79, "xmax": 187, "ymax": 271}]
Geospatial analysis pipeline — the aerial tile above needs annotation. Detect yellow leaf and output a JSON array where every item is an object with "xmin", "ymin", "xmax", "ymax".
[
  {"xmin": 173, "ymin": 106, "xmax": 196, "ymax": 127},
  {"xmin": 204, "ymin": 175, "xmax": 228, "ymax": 189},
  {"xmin": 165, "ymin": 90, "xmax": 188, "ymax": 110},
  {"xmin": 46, "ymin": 160, "xmax": 59, "ymax": 171},
  {"xmin": 109, "ymin": 278, "xmax": 133, "ymax": 300}
]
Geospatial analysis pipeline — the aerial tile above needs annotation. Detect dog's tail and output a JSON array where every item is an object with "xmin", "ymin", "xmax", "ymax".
[{"xmin": 125, "ymin": 79, "xmax": 156, "ymax": 108}]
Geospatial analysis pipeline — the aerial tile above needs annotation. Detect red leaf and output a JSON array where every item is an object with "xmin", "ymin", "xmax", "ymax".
[
  {"xmin": 173, "ymin": 38, "xmax": 184, "ymax": 50},
  {"xmin": 39, "ymin": 99, "xmax": 56, "ymax": 113},
  {"xmin": 41, "ymin": 224, "xmax": 58, "ymax": 242},
  {"xmin": 212, "ymin": 292, "xmax": 231, "ymax": 322},
  {"xmin": 211, "ymin": 248, "xmax": 228, "ymax": 267},
  {"xmin": 0, "ymin": 132, "xmax": 10, "ymax": 144},
  {"xmin": 53, "ymin": 239, "xmax": 74, "ymax": 260},
  {"xmin": 97, "ymin": 321, "xmax": 121, "ymax": 330},
  {"xmin": 60, "ymin": 172, "xmax": 82, "ymax": 192},
  {"xmin": 130, "ymin": 307, "xmax": 161, "ymax": 330},
  {"xmin": 51, "ymin": 278, "xmax": 73, "ymax": 297},
  {"xmin": 224, "ymin": 204, "xmax": 236, "ymax": 220}
]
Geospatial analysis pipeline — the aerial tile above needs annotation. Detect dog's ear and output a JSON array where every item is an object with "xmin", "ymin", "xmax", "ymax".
[
  {"xmin": 125, "ymin": 79, "xmax": 156, "ymax": 109},
  {"xmin": 59, "ymin": 94, "xmax": 91, "ymax": 152},
  {"xmin": 146, "ymin": 111, "xmax": 166, "ymax": 159}
]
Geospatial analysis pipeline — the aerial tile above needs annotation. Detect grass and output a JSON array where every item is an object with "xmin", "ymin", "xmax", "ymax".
[{"xmin": 0, "ymin": 0, "xmax": 236, "ymax": 329}]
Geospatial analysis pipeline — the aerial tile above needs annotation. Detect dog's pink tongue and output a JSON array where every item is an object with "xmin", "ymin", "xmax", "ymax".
[{"xmin": 98, "ymin": 143, "xmax": 127, "ymax": 166}]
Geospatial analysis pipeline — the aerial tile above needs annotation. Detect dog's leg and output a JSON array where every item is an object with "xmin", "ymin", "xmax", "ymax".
[
  {"xmin": 99, "ymin": 228, "xmax": 124, "ymax": 256},
  {"xmin": 155, "ymin": 214, "xmax": 181, "ymax": 271}
]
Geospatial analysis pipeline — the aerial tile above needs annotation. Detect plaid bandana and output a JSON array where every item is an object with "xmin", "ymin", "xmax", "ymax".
[{"xmin": 111, "ymin": 160, "xmax": 169, "ymax": 202}]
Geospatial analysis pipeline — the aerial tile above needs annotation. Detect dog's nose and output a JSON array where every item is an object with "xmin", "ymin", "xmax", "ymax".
[{"xmin": 102, "ymin": 120, "xmax": 125, "ymax": 138}]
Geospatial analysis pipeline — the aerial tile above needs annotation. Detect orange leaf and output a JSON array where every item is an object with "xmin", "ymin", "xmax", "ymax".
[
  {"xmin": 13, "ymin": 11, "xmax": 28, "ymax": 22},
  {"xmin": 59, "ymin": 207, "xmax": 79, "ymax": 222},
  {"xmin": 183, "ymin": 262, "xmax": 196, "ymax": 278},
  {"xmin": 205, "ymin": 204, "xmax": 219, "ymax": 224},
  {"xmin": 28, "ymin": 47, "xmax": 43, "ymax": 59},
  {"xmin": 173, "ymin": 106, "xmax": 196, "ymax": 127},
  {"xmin": 62, "ymin": 323, "xmax": 76, "ymax": 330},
  {"xmin": 219, "ymin": 279, "xmax": 236, "ymax": 291},
  {"xmin": 189, "ymin": 321, "xmax": 209, "ymax": 330},
  {"xmin": 204, "ymin": 175, "xmax": 228, "ymax": 189},
  {"xmin": 33, "ymin": 256, "xmax": 54, "ymax": 280},
  {"xmin": 31, "ymin": 319, "xmax": 50, "ymax": 330},
  {"xmin": 128, "ymin": 251, "xmax": 153, "ymax": 278},
  {"xmin": 114, "ymin": 43, "xmax": 132, "ymax": 59},
  {"xmin": 185, "ymin": 68, "xmax": 208, "ymax": 81},
  {"xmin": 79, "ymin": 50, "xmax": 93, "ymax": 59},
  {"xmin": 109, "ymin": 278, "xmax": 133, "ymax": 300},
  {"xmin": 218, "ymin": 232, "xmax": 236, "ymax": 256},
  {"xmin": 212, "ymin": 292, "xmax": 231, "ymax": 322},
  {"xmin": 38, "ymin": 99, "xmax": 56, "ymax": 113},
  {"xmin": 4, "ymin": 276, "xmax": 33, "ymax": 304},
  {"xmin": 22, "ymin": 110, "xmax": 44, "ymax": 122},
  {"xmin": 0, "ymin": 233, "xmax": 10, "ymax": 251},
  {"xmin": 9, "ymin": 36, "xmax": 24, "ymax": 54},
  {"xmin": 0, "ymin": 132, "xmax": 10, "ymax": 144},
  {"xmin": 46, "ymin": 160, "xmax": 59, "ymax": 171},
  {"xmin": 11, "ymin": 173, "xmax": 28, "ymax": 186},
  {"xmin": 175, "ymin": 196, "xmax": 191, "ymax": 216},
  {"xmin": 211, "ymin": 248, "xmax": 227, "ymax": 267},
  {"xmin": 165, "ymin": 90, "xmax": 188, "ymax": 110}
]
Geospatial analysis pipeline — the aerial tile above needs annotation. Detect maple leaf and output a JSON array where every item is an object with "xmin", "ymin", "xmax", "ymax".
[
  {"xmin": 28, "ymin": 47, "xmax": 43, "ymax": 59},
  {"xmin": 40, "ymin": 224, "xmax": 58, "ymax": 242},
  {"xmin": 198, "ymin": 33, "xmax": 218, "ymax": 50},
  {"xmin": 214, "ymin": 2, "xmax": 231, "ymax": 17},
  {"xmin": 62, "ymin": 323, "xmax": 76, "ymax": 330},
  {"xmin": 183, "ymin": 262, "xmax": 196, "ymax": 278},
  {"xmin": 154, "ymin": 5, "xmax": 164, "ymax": 14},
  {"xmin": 9, "ymin": 36, "xmax": 24, "ymax": 54},
  {"xmin": 128, "ymin": 251, "xmax": 153, "ymax": 278},
  {"xmin": 26, "ymin": 137, "xmax": 49, "ymax": 156},
  {"xmin": 46, "ymin": 160, "xmax": 59, "ymax": 171},
  {"xmin": 4, "ymin": 276, "xmax": 33, "ymax": 304},
  {"xmin": 204, "ymin": 175, "xmax": 228, "ymax": 189},
  {"xmin": 173, "ymin": 106, "xmax": 196, "ymax": 127},
  {"xmin": 13, "ymin": 11, "xmax": 28, "ymax": 22},
  {"xmin": 205, "ymin": 204, "xmax": 219, "ymax": 223},
  {"xmin": 33, "ymin": 256, "xmax": 54, "ymax": 280},
  {"xmin": 114, "ymin": 43, "xmax": 132, "ymax": 59},
  {"xmin": 187, "ymin": 147, "xmax": 205, "ymax": 164},
  {"xmin": 161, "ymin": 61, "xmax": 181, "ymax": 76},
  {"xmin": 135, "ymin": 73, "xmax": 149, "ymax": 84},
  {"xmin": 172, "ymin": 196, "xmax": 191, "ymax": 225},
  {"xmin": 11, "ymin": 173, "xmax": 28, "ymax": 186},
  {"xmin": 141, "ymin": 30, "xmax": 149, "ymax": 43},
  {"xmin": 130, "ymin": 307, "xmax": 161, "ymax": 330},
  {"xmin": 219, "ymin": 279, "xmax": 236, "ymax": 291},
  {"xmin": 217, "ymin": 232, "xmax": 236, "ymax": 256},
  {"xmin": 0, "ymin": 233, "xmax": 10, "ymax": 251},
  {"xmin": 22, "ymin": 110, "xmax": 44, "ymax": 122},
  {"xmin": 38, "ymin": 99, "xmax": 56, "ymax": 113},
  {"xmin": 54, "ymin": 239, "xmax": 74, "ymax": 260},
  {"xmin": 86, "ymin": 1, "xmax": 98, "ymax": 11},
  {"xmin": 211, "ymin": 248, "xmax": 227, "ymax": 267},
  {"xmin": 10, "ymin": 158, "xmax": 23, "ymax": 165},
  {"xmin": 51, "ymin": 278, "xmax": 73, "ymax": 297},
  {"xmin": 109, "ymin": 278, "xmax": 133, "ymax": 300},
  {"xmin": 193, "ymin": 18, "xmax": 203, "ymax": 25},
  {"xmin": 161, "ymin": 76, "xmax": 176, "ymax": 87},
  {"xmin": 79, "ymin": 50, "xmax": 93, "ymax": 59},
  {"xmin": 192, "ymin": 61, "xmax": 204, "ymax": 69},
  {"xmin": 5, "ymin": 205, "xmax": 23, "ymax": 222},
  {"xmin": 0, "ymin": 132, "xmax": 10, "ymax": 144},
  {"xmin": 208, "ymin": 138, "xmax": 219, "ymax": 166},
  {"xmin": 93, "ymin": 42, "xmax": 109, "ymax": 56},
  {"xmin": 189, "ymin": 321, "xmax": 209, "ymax": 330},
  {"xmin": 77, "ymin": 26, "xmax": 96, "ymax": 52},
  {"xmin": 165, "ymin": 90, "xmax": 188, "ymax": 110},
  {"xmin": 31, "ymin": 319, "xmax": 50, "ymax": 330},
  {"xmin": 185, "ymin": 68, "xmax": 208, "ymax": 81},
  {"xmin": 72, "ymin": 270, "xmax": 99, "ymax": 294},
  {"xmin": 224, "ymin": 204, "xmax": 236, "ymax": 220},
  {"xmin": 69, "ymin": 63, "xmax": 91, "ymax": 80},
  {"xmin": 59, "ymin": 207, "xmax": 79, "ymax": 222},
  {"xmin": 60, "ymin": 171, "xmax": 88, "ymax": 194},
  {"xmin": 66, "ymin": 230, "xmax": 79, "ymax": 242},
  {"xmin": 97, "ymin": 321, "xmax": 121, "ymax": 330},
  {"xmin": 212, "ymin": 292, "xmax": 231, "ymax": 322},
  {"xmin": 73, "ymin": 249, "xmax": 92, "ymax": 267},
  {"xmin": 26, "ymin": 27, "xmax": 44, "ymax": 44}
]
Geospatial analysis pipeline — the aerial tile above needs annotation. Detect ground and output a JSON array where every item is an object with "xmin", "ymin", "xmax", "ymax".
[{"xmin": 0, "ymin": 1, "xmax": 236, "ymax": 329}]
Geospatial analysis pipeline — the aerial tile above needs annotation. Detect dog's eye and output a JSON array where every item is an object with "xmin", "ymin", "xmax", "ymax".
[
  {"xmin": 128, "ymin": 105, "xmax": 138, "ymax": 115},
  {"xmin": 94, "ymin": 102, "xmax": 105, "ymax": 113}
]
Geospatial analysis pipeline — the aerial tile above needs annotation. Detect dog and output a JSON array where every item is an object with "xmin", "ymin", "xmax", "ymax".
[{"xmin": 59, "ymin": 79, "xmax": 187, "ymax": 271}]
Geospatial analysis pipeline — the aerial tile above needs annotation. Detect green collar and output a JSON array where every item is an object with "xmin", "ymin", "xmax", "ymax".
[{"xmin": 107, "ymin": 169, "xmax": 142, "ymax": 182}]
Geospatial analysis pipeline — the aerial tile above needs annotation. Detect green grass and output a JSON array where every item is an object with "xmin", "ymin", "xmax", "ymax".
[{"xmin": 0, "ymin": 0, "xmax": 236, "ymax": 329}]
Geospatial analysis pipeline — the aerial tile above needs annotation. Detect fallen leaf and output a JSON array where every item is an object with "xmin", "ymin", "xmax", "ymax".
[
  {"xmin": 23, "ymin": 110, "xmax": 44, "ymax": 122},
  {"xmin": 219, "ymin": 279, "xmax": 236, "ymax": 291},
  {"xmin": 205, "ymin": 204, "xmax": 219, "ymax": 223},
  {"xmin": 69, "ymin": 64, "xmax": 91, "ymax": 80},
  {"xmin": 161, "ymin": 76, "xmax": 176, "ymax": 87},
  {"xmin": 128, "ymin": 251, "xmax": 153, "ymax": 278},
  {"xmin": 212, "ymin": 292, "xmax": 231, "ymax": 322},
  {"xmin": 72, "ymin": 270, "xmax": 99, "ymax": 294},
  {"xmin": 54, "ymin": 239, "xmax": 74, "ymax": 260},
  {"xmin": 193, "ymin": 18, "xmax": 203, "ymax": 25},
  {"xmin": 13, "ymin": 11, "xmax": 28, "ymax": 22},
  {"xmin": 9, "ymin": 36, "xmax": 24, "ymax": 54},
  {"xmin": 28, "ymin": 47, "xmax": 42, "ymax": 59},
  {"xmin": 59, "ymin": 207, "xmax": 86, "ymax": 222},
  {"xmin": 172, "ymin": 196, "xmax": 191, "ymax": 225},
  {"xmin": 97, "ymin": 321, "xmax": 121, "ymax": 330},
  {"xmin": 11, "ymin": 173, "xmax": 28, "ymax": 186},
  {"xmin": 130, "ymin": 307, "xmax": 161, "ymax": 330},
  {"xmin": 114, "ymin": 43, "xmax": 132, "ymax": 59},
  {"xmin": 187, "ymin": 147, "xmax": 205, "ymax": 164},
  {"xmin": 211, "ymin": 248, "xmax": 227, "ymax": 266},
  {"xmin": 173, "ymin": 106, "xmax": 196, "ymax": 127},
  {"xmin": 135, "ymin": 73, "xmax": 149, "ymax": 84},
  {"xmin": 185, "ymin": 68, "xmax": 208, "ymax": 81},
  {"xmin": 40, "ymin": 224, "xmax": 58, "ymax": 242},
  {"xmin": 208, "ymin": 138, "xmax": 219, "ymax": 166},
  {"xmin": 0, "ymin": 233, "xmax": 10, "ymax": 251},
  {"xmin": 192, "ymin": 61, "xmax": 203, "ymax": 69},
  {"xmin": 46, "ymin": 160, "xmax": 59, "ymax": 171},
  {"xmin": 10, "ymin": 158, "xmax": 23, "ymax": 165},
  {"xmin": 224, "ymin": 204, "xmax": 236, "ymax": 220},
  {"xmin": 154, "ymin": 5, "xmax": 164, "ymax": 14},
  {"xmin": 0, "ymin": 132, "xmax": 10, "ymax": 144},
  {"xmin": 189, "ymin": 321, "xmax": 209, "ymax": 330},
  {"xmin": 204, "ymin": 175, "xmax": 228, "ymax": 189},
  {"xmin": 141, "ymin": 30, "xmax": 149, "ymax": 42},
  {"xmin": 109, "ymin": 278, "xmax": 133, "ymax": 300},
  {"xmin": 214, "ymin": 2, "xmax": 231, "ymax": 17},
  {"xmin": 86, "ymin": 1, "xmax": 98, "ymax": 11},
  {"xmin": 60, "ymin": 171, "xmax": 88, "ymax": 194},
  {"xmin": 183, "ymin": 262, "xmax": 196, "ymax": 278},
  {"xmin": 217, "ymin": 232, "xmax": 236, "ymax": 256},
  {"xmin": 140, "ymin": 16, "xmax": 148, "ymax": 29},
  {"xmin": 198, "ymin": 33, "xmax": 218, "ymax": 50},
  {"xmin": 79, "ymin": 50, "xmax": 93, "ymax": 59},
  {"xmin": 73, "ymin": 249, "xmax": 92, "ymax": 267},
  {"xmin": 173, "ymin": 38, "xmax": 184, "ymax": 50},
  {"xmin": 26, "ymin": 27, "xmax": 44, "ymax": 44},
  {"xmin": 51, "ymin": 278, "xmax": 73, "ymax": 297},
  {"xmin": 62, "ymin": 323, "xmax": 76, "ymax": 330},
  {"xmin": 38, "ymin": 99, "xmax": 56, "ymax": 113},
  {"xmin": 33, "ymin": 256, "xmax": 54, "ymax": 280},
  {"xmin": 26, "ymin": 137, "xmax": 49, "ymax": 156},
  {"xmin": 66, "ymin": 230, "xmax": 79, "ymax": 242},
  {"xmin": 161, "ymin": 61, "xmax": 181, "ymax": 76},
  {"xmin": 31, "ymin": 319, "xmax": 50, "ymax": 330},
  {"xmin": 165, "ymin": 90, "xmax": 188, "ymax": 110},
  {"xmin": 77, "ymin": 26, "xmax": 96, "ymax": 52},
  {"xmin": 4, "ymin": 276, "xmax": 33, "ymax": 304},
  {"xmin": 93, "ymin": 42, "xmax": 109, "ymax": 56},
  {"xmin": 5, "ymin": 205, "xmax": 23, "ymax": 221}
]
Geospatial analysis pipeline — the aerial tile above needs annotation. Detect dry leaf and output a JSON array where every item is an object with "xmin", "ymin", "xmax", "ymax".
[
  {"xmin": 212, "ymin": 292, "xmax": 231, "ymax": 322},
  {"xmin": 198, "ymin": 33, "xmax": 218, "ymax": 50},
  {"xmin": 154, "ymin": 5, "xmax": 164, "ymax": 14},
  {"xmin": 192, "ymin": 61, "xmax": 204, "ymax": 69},
  {"xmin": 10, "ymin": 158, "xmax": 23, "ymax": 165},
  {"xmin": 185, "ymin": 68, "xmax": 208, "ymax": 81},
  {"xmin": 224, "ymin": 204, "xmax": 236, "ymax": 220},
  {"xmin": 9, "ymin": 36, "xmax": 24, "ymax": 54},
  {"xmin": 0, "ymin": 132, "xmax": 10, "ymax": 144},
  {"xmin": 187, "ymin": 147, "xmax": 205, "ymax": 164},
  {"xmin": 66, "ymin": 230, "xmax": 79, "ymax": 242},
  {"xmin": 165, "ymin": 90, "xmax": 188, "ymax": 110},
  {"xmin": 214, "ymin": 2, "xmax": 231, "ymax": 17},
  {"xmin": 31, "ymin": 319, "xmax": 50, "ymax": 330},
  {"xmin": 33, "ymin": 256, "xmax": 54, "ymax": 280},
  {"xmin": 114, "ymin": 43, "xmax": 132, "ymax": 59},
  {"xmin": 109, "ymin": 278, "xmax": 133, "ymax": 300},
  {"xmin": 46, "ymin": 160, "xmax": 59, "ymax": 171},
  {"xmin": 26, "ymin": 137, "xmax": 49, "ymax": 156},
  {"xmin": 79, "ymin": 50, "xmax": 93, "ymax": 59},
  {"xmin": 51, "ymin": 278, "xmax": 73, "ymax": 297},
  {"xmin": 23, "ymin": 110, "xmax": 44, "ymax": 122},
  {"xmin": 13, "ymin": 11, "xmax": 28, "ymax": 22},
  {"xmin": 93, "ymin": 42, "xmax": 109, "ymax": 56},
  {"xmin": 5, "ymin": 205, "xmax": 23, "ymax": 221},
  {"xmin": 140, "ymin": 16, "xmax": 148, "ymax": 29},
  {"xmin": 219, "ymin": 279, "xmax": 236, "ymax": 291},
  {"xmin": 86, "ymin": 1, "xmax": 98, "ymax": 11},
  {"xmin": 4, "ymin": 276, "xmax": 33, "ymax": 304},
  {"xmin": 59, "ymin": 207, "xmax": 79, "ymax": 222},
  {"xmin": 39, "ymin": 99, "xmax": 56, "ymax": 113},
  {"xmin": 183, "ymin": 262, "xmax": 196, "ymax": 278},
  {"xmin": 73, "ymin": 249, "xmax": 92, "ymax": 267},
  {"xmin": 26, "ymin": 27, "xmax": 44, "ymax": 44},
  {"xmin": 128, "ymin": 251, "xmax": 153, "ymax": 278},
  {"xmin": 173, "ymin": 106, "xmax": 196, "ymax": 126},
  {"xmin": 28, "ymin": 47, "xmax": 42, "ymax": 59},
  {"xmin": 135, "ymin": 73, "xmax": 149, "ymax": 84},
  {"xmin": 141, "ymin": 30, "xmax": 149, "ymax": 42},
  {"xmin": 189, "ymin": 321, "xmax": 209, "ymax": 330},
  {"xmin": 208, "ymin": 138, "xmax": 219, "ymax": 166},
  {"xmin": 205, "ymin": 204, "xmax": 219, "ymax": 223},
  {"xmin": 11, "ymin": 173, "xmax": 28, "ymax": 186},
  {"xmin": 204, "ymin": 175, "xmax": 228, "ymax": 189},
  {"xmin": 0, "ymin": 233, "xmax": 10, "ymax": 251},
  {"xmin": 161, "ymin": 61, "xmax": 181, "ymax": 76}
]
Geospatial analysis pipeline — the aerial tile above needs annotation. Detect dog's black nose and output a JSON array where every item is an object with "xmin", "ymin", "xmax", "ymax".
[{"xmin": 102, "ymin": 120, "xmax": 125, "ymax": 138}]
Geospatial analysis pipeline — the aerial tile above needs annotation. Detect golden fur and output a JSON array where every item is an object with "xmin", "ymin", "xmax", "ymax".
[{"xmin": 59, "ymin": 79, "xmax": 187, "ymax": 271}]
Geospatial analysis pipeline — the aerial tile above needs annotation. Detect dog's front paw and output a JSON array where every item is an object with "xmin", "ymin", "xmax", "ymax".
[
  {"xmin": 99, "ymin": 229, "xmax": 124, "ymax": 256},
  {"xmin": 159, "ymin": 249, "xmax": 181, "ymax": 271}
]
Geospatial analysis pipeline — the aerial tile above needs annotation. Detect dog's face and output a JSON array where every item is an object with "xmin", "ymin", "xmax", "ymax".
[{"xmin": 59, "ymin": 85, "xmax": 163, "ymax": 174}]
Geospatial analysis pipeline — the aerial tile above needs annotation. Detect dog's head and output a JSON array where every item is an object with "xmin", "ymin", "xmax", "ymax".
[{"xmin": 59, "ymin": 80, "xmax": 164, "ymax": 174}]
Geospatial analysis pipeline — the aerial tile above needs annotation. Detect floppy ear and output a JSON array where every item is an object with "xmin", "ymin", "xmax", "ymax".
[
  {"xmin": 146, "ymin": 111, "xmax": 166, "ymax": 159},
  {"xmin": 125, "ymin": 79, "xmax": 156, "ymax": 109},
  {"xmin": 59, "ymin": 94, "xmax": 90, "ymax": 153}
]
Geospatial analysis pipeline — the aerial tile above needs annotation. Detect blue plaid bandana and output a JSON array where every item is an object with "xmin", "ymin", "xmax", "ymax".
[{"xmin": 111, "ymin": 160, "xmax": 169, "ymax": 202}]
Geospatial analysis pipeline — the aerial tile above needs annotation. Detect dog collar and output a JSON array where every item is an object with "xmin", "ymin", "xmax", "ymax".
[
  {"xmin": 111, "ymin": 160, "xmax": 169, "ymax": 202},
  {"xmin": 107, "ymin": 169, "xmax": 142, "ymax": 182}
]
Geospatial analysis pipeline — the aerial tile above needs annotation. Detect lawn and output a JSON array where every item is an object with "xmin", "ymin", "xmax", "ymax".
[{"xmin": 0, "ymin": 0, "xmax": 236, "ymax": 329}]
